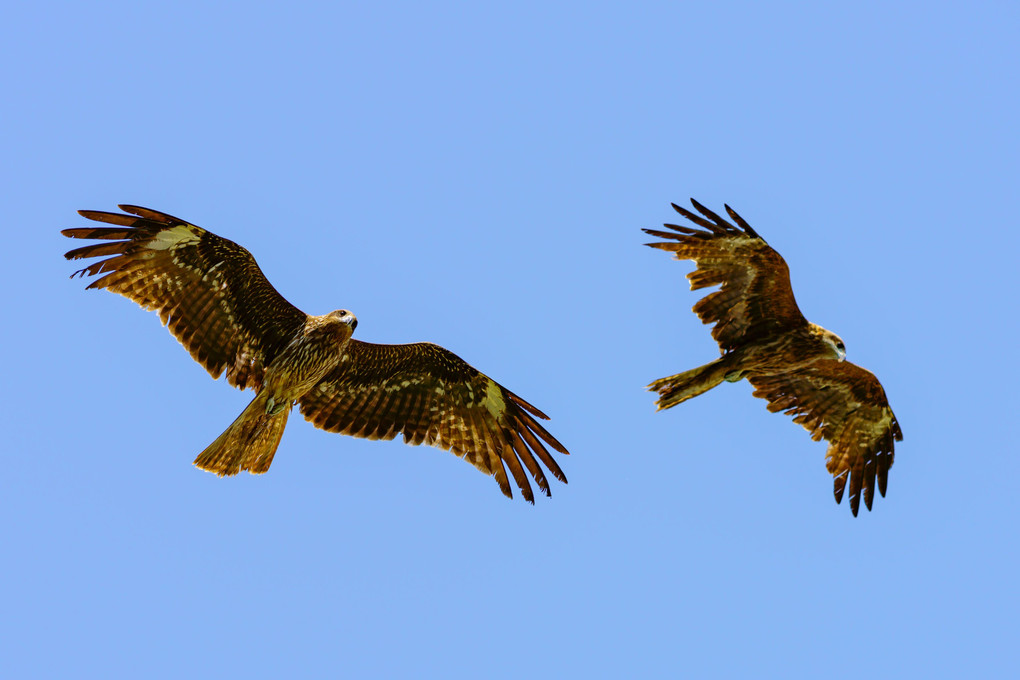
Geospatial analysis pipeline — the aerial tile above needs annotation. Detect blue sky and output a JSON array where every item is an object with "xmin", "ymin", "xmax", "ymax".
[{"xmin": 4, "ymin": 1, "xmax": 1018, "ymax": 677}]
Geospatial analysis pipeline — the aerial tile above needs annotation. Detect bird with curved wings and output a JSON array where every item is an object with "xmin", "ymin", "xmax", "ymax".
[
  {"xmin": 63, "ymin": 205, "xmax": 568, "ymax": 502},
  {"xmin": 644, "ymin": 199, "xmax": 901, "ymax": 515}
]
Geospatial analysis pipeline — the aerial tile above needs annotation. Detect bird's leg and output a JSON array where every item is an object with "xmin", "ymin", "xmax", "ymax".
[
  {"xmin": 264, "ymin": 394, "xmax": 288, "ymax": 416},
  {"xmin": 720, "ymin": 349, "xmax": 750, "ymax": 382}
]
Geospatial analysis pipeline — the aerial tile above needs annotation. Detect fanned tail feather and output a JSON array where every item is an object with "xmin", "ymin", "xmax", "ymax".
[
  {"xmin": 649, "ymin": 358, "xmax": 731, "ymax": 410},
  {"xmin": 194, "ymin": 391, "xmax": 289, "ymax": 475}
]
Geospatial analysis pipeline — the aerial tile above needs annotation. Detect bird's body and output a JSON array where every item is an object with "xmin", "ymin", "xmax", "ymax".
[
  {"xmin": 261, "ymin": 310, "xmax": 358, "ymax": 414},
  {"xmin": 645, "ymin": 199, "xmax": 901, "ymax": 515},
  {"xmin": 194, "ymin": 309, "xmax": 357, "ymax": 476},
  {"xmin": 64, "ymin": 205, "xmax": 568, "ymax": 501},
  {"xmin": 652, "ymin": 322, "xmax": 844, "ymax": 407}
]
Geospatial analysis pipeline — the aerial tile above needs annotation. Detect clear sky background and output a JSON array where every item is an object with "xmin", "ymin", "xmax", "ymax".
[{"xmin": 3, "ymin": 2, "xmax": 1018, "ymax": 678}]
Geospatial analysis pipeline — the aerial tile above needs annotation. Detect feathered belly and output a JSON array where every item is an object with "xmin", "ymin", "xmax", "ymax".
[
  {"xmin": 734, "ymin": 331, "xmax": 832, "ymax": 376},
  {"xmin": 262, "ymin": 333, "xmax": 348, "ymax": 403}
]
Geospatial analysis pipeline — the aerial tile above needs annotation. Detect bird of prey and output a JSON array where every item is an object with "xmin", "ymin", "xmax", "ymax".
[
  {"xmin": 644, "ymin": 199, "xmax": 901, "ymax": 515},
  {"xmin": 63, "ymin": 205, "xmax": 568, "ymax": 502}
]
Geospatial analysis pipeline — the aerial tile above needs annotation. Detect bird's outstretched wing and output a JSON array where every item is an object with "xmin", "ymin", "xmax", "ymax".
[
  {"xmin": 63, "ymin": 206, "xmax": 308, "ymax": 391},
  {"xmin": 643, "ymin": 199, "xmax": 808, "ymax": 351},
  {"xmin": 298, "ymin": 340, "xmax": 569, "ymax": 502},
  {"xmin": 747, "ymin": 361, "xmax": 902, "ymax": 516}
]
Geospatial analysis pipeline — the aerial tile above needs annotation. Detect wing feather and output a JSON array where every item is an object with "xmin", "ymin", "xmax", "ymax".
[
  {"xmin": 511, "ymin": 427, "xmax": 550, "ymax": 497},
  {"xmin": 644, "ymin": 199, "xmax": 808, "ymax": 350},
  {"xmin": 515, "ymin": 413, "xmax": 567, "ymax": 484},
  {"xmin": 462, "ymin": 407, "xmax": 496, "ymax": 475},
  {"xmin": 503, "ymin": 430, "xmax": 535, "ymax": 503},
  {"xmin": 298, "ymin": 340, "xmax": 569, "ymax": 501},
  {"xmin": 63, "ymin": 206, "xmax": 308, "ymax": 390},
  {"xmin": 748, "ymin": 360, "xmax": 902, "ymax": 515}
]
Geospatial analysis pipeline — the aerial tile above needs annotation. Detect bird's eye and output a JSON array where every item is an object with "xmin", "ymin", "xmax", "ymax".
[{"xmin": 837, "ymin": 342, "xmax": 845, "ymax": 351}]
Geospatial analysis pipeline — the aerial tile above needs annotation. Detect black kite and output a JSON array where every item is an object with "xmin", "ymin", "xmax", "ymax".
[
  {"xmin": 63, "ymin": 206, "xmax": 568, "ymax": 502},
  {"xmin": 645, "ymin": 199, "xmax": 901, "ymax": 515}
]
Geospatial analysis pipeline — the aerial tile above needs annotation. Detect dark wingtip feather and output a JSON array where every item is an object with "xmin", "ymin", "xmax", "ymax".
[
  {"xmin": 724, "ymin": 204, "xmax": 763, "ymax": 240},
  {"xmin": 833, "ymin": 471, "xmax": 847, "ymax": 504},
  {"xmin": 495, "ymin": 472, "xmax": 513, "ymax": 500},
  {"xmin": 507, "ymin": 392, "xmax": 549, "ymax": 420},
  {"xmin": 515, "ymin": 414, "xmax": 568, "ymax": 484},
  {"xmin": 892, "ymin": 416, "xmax": 904, "ymax": 441},
  {"xmin": 118, "ymin": 205, "xmax": 187, "ymax": 224},
  {"xmin": 510, "ymin": 430, "xmax": 551, "ymax": 497},
  {"xmin": 688, "ymin": 199, "xmax": 737, "ymax": 233},
  {"xmin": 642, "ymin": 228, "xmax": 684, "ymax": 241},
  {"xmin": 63, "ymin": 242, "xmax": 112, "ymax": 261},
  {"xmin": 688, "ymin": 198, "xmax": 717, "ymax": 222},
  {"xmin": 507, "ymin": 431, "xmax": 543, "ymax": 501},
  {"xmin": 517, "ymin": 409, "xmax": 569, "ymax": 456},
  {"xmin": 863, "ymin": 458, "xmax": 877, "ymax": 511},
  {"xmin": 646, "ymin": 224, "xmax": 702, "ymax": 238},
  {"xmin": 76, "ymin": 210, "xmax": 140, "ymax": 227},
  {"xmin": 644, "ymin": 242, "xmax": 681, "ymax": 251},
  {"xmin": 670, "ymin": 200, "xmax": 728, "ymax": 234}
]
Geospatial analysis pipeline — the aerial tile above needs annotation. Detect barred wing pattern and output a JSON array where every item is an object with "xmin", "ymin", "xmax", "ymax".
[
  {"xmin": 63, "ymin": 206, "xmax": 307, "ymax": 391},
  {"xmin": 748, "ymin": 360, "xmax": 902, "ymax": 516},
  {"xmin": 643, "ymin": 199, "xmax": 808, "ymax": 351},
  {"xmin": 299, "ymin": 340, "xmax": 568, "ymax": 502},
  {"xmin": 64, "ymin": 206, "xmax": 571, "ymax": 499}
]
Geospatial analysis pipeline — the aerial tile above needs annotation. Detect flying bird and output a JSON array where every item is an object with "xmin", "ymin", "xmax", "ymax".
[
  {"xmin": 63, "ymin": 205, "xmax": 568, "ymax": 502},
  {"xmin": 644, "ymin": 199, "xmax": 901, "ymax": 515}
]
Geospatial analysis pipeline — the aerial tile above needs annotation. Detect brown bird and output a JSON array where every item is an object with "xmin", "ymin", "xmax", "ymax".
[
  {"xmin": 63, "ymin": 205, "xmax": 568, "ymax": 502},
  {"xmin": 644, "ymin": 199, "xmax": 901, "ymax": 515}
]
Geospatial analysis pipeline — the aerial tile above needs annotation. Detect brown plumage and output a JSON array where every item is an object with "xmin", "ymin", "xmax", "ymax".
[
  {"xmin": 645, "ymin": 199, "xmax": 902, "ymax": 516},
  {"xmin": 63, "ymin": 205, "xmax": 568, "ymax": 502}
]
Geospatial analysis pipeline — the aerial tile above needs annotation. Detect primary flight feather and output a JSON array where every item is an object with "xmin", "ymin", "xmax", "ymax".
[
  {"xmin": 645, "ymin": 199, "xmax": 901, "ymax": 516},
  {"xmin": 63, "ymin": 205, "xmax": 568, "ymax": 502}
]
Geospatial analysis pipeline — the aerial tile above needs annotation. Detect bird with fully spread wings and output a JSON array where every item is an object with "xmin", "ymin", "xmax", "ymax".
[
  {"xmin": 644, "ymin": 199, "xmax": 901, "ymax": 515},
  {"xmin": 63, "ymin": 205, "xmax": 568, "ymax": 502}
]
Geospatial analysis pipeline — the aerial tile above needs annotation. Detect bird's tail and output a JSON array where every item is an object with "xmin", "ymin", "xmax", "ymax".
[
  {"xmin": 193, "ymin": 391, "xmax": 289, "ymax": 476},
  {"xmin": 649, "ymin": 357, "xmax": 733, "ymax": 410}
]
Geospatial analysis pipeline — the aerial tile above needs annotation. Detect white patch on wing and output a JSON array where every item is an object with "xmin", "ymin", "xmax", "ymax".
[
  {"xmin": 482, "ymin": 380, "xmax": 505, "ymax": 419},
  {"xmin": 147, "ymin": 225, "xmax": 200, "ymax": 251}
]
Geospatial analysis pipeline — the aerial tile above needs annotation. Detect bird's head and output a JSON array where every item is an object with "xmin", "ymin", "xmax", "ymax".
[
  {"xmin": 811, "ymin": 323, "xmax": 846, "ymax": 362},
  {"xmin": 328, "ymin": 309, "xmax": 358, "ymax": 333}
]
